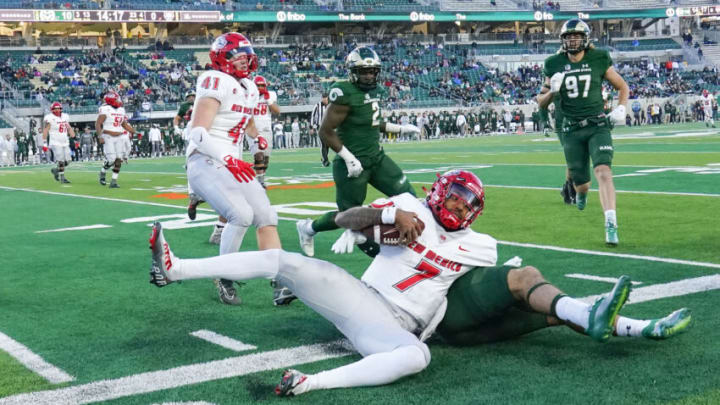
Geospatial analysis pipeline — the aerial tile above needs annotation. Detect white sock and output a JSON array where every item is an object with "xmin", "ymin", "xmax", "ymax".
[
  {"xmin": 554, "ymin": 297, "xmax": 590, "ymax": 330},
  {"xmin": 305, "ymin": 220, "xmax": 316, "ymax": 236},
  {"xmin": 111, "ymin": 172, "xmax": 119, "ymax": 180},
  {"xmin": 215, "ymin": 220, "xmax": 225, "ymax": 228},
  {"xmin": 307, "ymin": 345, "xmax": 427, "ymax": 393},
  {"xmin": 604, "ymin": 210, "xmax": 617, "ymax": 226},
  {"xmin": 171, "ymin": 249, "xmax": 280, "ymax": 282},
  {"xmin": 615, "ymin": 316, "xmax": 651, "ymax": 337},
  {"xmin": 219, "ymin": 223, "xmax": 249, "ymax": 255}
]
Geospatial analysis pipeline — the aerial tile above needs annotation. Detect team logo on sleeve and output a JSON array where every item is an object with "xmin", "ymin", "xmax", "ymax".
[{"xmin": 329, "ymin": 88, "xmax": 343, "ymax": 102}]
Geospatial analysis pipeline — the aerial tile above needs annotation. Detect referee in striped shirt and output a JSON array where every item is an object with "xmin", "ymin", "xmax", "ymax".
[{"xmin": 311, "ymin": 92, "xmax": 329, "ymax": 166}]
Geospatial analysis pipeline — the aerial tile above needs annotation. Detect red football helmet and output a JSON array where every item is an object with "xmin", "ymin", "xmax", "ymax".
[
  {"xmin": 702, "ymin": 89, "xmax": 709, "ymax": 97},
  {"xmin": 426, "ymin": 170, "xmax": 485, "ymax": 231},
  {"xmin": 50, "ymin": 102, "xmax": 62, "ymax": 117},
  {"xmin": 254, "ymin": 75, "xmax": 268, "ymax": 95},
  {"xmin": 209, "ymin": 33, "xmax": 258, "ymax": 79},
  {"xmin": 104, "ymin": 91, "xmax": 123, "ymax": 108}
]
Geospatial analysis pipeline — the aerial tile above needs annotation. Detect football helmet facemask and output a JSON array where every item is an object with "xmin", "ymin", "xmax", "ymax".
[
  {"xmin": 346, "ymin": 47, "xmax": 382, "ymax": 91},
  {"xmin": 254, "ymin": 75, "xmax": 269, "ymax": 96},
  {"xmin": 209, "ymin": 32, "xmax": 258, "ymax": 79},
  {"xmin": 50, "ymin": 102, "xmax": 62, "ymax": 117},
  {"xmin": 560, "ymin": 19, "xmax": 591, "ymax": 55},
  {"xmin": 426, "ymin": 170, "xmax": 485, "ymax": 232}
]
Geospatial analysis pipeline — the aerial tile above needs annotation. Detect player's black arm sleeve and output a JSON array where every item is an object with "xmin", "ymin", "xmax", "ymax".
[{"xmin": 335, "ymin": 207, "xmax": 383, "ymax": 230}]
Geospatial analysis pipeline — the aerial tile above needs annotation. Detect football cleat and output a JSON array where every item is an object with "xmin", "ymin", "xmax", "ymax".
[
  {"xmin": 149, "ymin": 221, "xmax": 177, "ymax": 287},
  {"xmin": 109, "ymin": 180, "xmax": 119, "ymax": 188},
  {"xmin": 209, "ymin": 225, "xmax": 224, "ymax": 245},
  {"xmin": 586, "ymin": 275, "xmax": 631, "ymax": 342},
  {"xmin": 605, "ymin": 222, "xmax": 619, "ymax": 247},
  {"xmin": 215, "ymin": 279, "xmax": 241, "ymax": 305},
  {"xmin": 98, "ymin": 171, "xmax": 107, "ymax": 186},
  {"xmin": 187, "ymin": 193, "xmax": 204, "ymax": 220},
  {"xmin": 61, "ymin": 177, "xmax": 71, "ymax": 184},
  {"xmin": 641, "ymin": 308, "xmax": 692, "ymax": 340},
  {"xmin": 576, "ymin": 192, "xmax": 587, "ymax": 211},
  {"xmin": 51, "ymin": 167, "xmax": 59, "ymax": 181},
  {"xmin": 271, "ymin": 279, "xmax": 297, "ymax": 306},
  {"xmin": 275, "ymin": 369, "xmax": 309, "ymax": 396},
  {"xmin": 296, "ymin": 219, "xmax": 315, "ymax": 257}
]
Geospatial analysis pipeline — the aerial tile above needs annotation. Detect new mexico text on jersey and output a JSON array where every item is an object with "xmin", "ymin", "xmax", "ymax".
[
  {"xmin": 43, "ymin": 112, "xmax": 71, "ymax": 146},
  {"xmin": 362, "ymin": 193, "xmax": 497, "ymax": 331},
  {"xmin": 187, "ymin": 70, "xmax": 259, "ymax": 161}
]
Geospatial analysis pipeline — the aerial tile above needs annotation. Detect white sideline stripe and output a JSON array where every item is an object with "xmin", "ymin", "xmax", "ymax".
[
  {"xmin": 580, "ymin": 274, "xmax": 720, "ymax": 305},
  {"xmin": 3, "ymin": 186, "xmax": 719, "ymax": 270},
  {"xmin": 35, "ymin": 224, "xmax": 112, "ymax": 233},
  {"xmin": 414, "ymin": 182, "xmax": 720, "ymax": 198},
  {"xmin": 0, "ymin": 331, "xmax": 74, "ymax": 384},
  {"xmin": 565, "ymin": 273, "xmax": 642, "ymax": 285},
  {"xmin": 189, "ymin": 330, "xmax": 257, "ymax": 352},
  {"xmin": 499, "ymin": 240, "xmax": 720, "ymax": 270},
  {"xmin": 0, "ymin": 340, "xmax": 352, "ymax": 405},
  {"xmin": 0, "ymin": 186, "xmax": 214, "ymax": 212}
]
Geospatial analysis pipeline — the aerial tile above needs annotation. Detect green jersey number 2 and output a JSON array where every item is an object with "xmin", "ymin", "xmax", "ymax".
[
  {"xmin": 371, "ymin": 101, "xmax": 380, "ymax": 126},
  {"xmin": 565, "ymin": 74, "xmax": 591, "ymax": 99}
]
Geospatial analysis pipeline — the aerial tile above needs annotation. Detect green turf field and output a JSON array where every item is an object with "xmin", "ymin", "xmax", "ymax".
[{"xmin": 1, "ymin": 123, "xmax": 719, "ymax": 404}]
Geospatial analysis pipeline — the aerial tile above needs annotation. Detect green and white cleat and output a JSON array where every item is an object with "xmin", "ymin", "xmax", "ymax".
[
  {"xmin": 576, "ymin": 192, "xmax": 587, "ymax": 211},
  {"xmin": 586, "ymin": 275, "xmax": 632, "ymax": 342},
  {"xmin": 642, "ymin": 308, "xmax": 692, "ymax": 340},
  {"xmin": 605, "ymin": 222, "xmax": 619, "ymax": 247}
]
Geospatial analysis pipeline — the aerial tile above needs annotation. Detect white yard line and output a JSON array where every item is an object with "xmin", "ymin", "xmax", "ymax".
[
  {"xmin": 0, "ymin": 332, "xmax": 74, "ymax": 384},
  {"xmin": 0, "ymin": 340, "xmax": 352, "ymax": 405},
  {"xmin": 413, "ymin": 182, "xmax": 720, "ymax": 198},
  {"xmin": 499, "ymin": 240, "xmax": 720, "ymax": 270},
  {"xmin": 580, "ymin": 274, "xmax": 720, "ymax": 305},
  {"xmin": 189, "ymin": 330, "xmax": 257, "ymax": 352},
  {"xmin": 565, "ymin": 273, "xmax": 643, "ymax": 285},
  {"xmin": 35, "ymin": 224, "xmax": 112, "ymax": 233}
]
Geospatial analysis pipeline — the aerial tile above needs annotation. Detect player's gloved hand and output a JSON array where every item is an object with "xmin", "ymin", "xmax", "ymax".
[
  {"xmin": 609, "ymin": 105, "xmax": 626, "ymax": 122},
  {"xmin": 400, "ymin": 124, "xmax": 420, "ymax": 135},
  {"xmin": 174, "ymin": 126, "xmax": 181, "ymax": 135},
  {"xmin": 337, "ymin": 146, "xmax": 363, "ymax": 178},
  {"xmin": 550, "ymin": 72, "xmax": 565, "ymax": 94},
  {"xmin": 503, "ymin": 256, "xmax": 523, "ymax": 267},
  {"xmin": 331, "ymin": 229, "xmax": 368, "ymax": 254},
  {"xmin": 223, "ymin": 155, "xmax": 256, "ymax": 183},
  {"xmin": 257, "ymin": 136, "xmax": 268, "ymax": 150}
]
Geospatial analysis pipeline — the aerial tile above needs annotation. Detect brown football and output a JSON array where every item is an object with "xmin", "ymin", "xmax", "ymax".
[{"xmin": 359, "ymin": 218, "xmax": 425, "ymax": 245}]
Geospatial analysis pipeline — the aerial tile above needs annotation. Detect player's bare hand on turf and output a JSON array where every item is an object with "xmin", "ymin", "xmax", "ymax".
[
  {"xmin": 395, "ymin": 209, "xmax": 425, "ymax": 244},
  {"xmin": 223, "ymin": 155, "xmax": 256, "ymax": 183}
]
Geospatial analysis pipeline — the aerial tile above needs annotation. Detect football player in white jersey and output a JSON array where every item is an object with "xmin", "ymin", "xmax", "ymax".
[
  {"xmin": 701, "ymin": 89, "xmax": 716, "ymax": 128},
  {"xmin": 42, "ymin": 102, "xmax": 76, "ymax": 183},
  {"xmin": 95, "ymin": 91, "xmax": 136, "ymax": 188},
  {"xmin": 184, "ymin": 32, "xmax": 285, "ymax": 306},
  {"xmin": 247, "ymin": 75, "xmax": 280, "ymax": 188},
  {"xmin": 148, "ymin": 169, "xmax": 690, "ymax": 396}
]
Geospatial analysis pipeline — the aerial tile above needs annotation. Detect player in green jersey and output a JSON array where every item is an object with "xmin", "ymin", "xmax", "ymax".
[
  {"xmin": 296, "ymin": 47, "xmax": 420, "ymax": 257},
  {"xmin": 537, "ymin": 19, "xmax": 628, "ymax": 246}
]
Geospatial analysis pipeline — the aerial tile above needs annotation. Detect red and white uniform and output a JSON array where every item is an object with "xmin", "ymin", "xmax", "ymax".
[
  {"xmin": 702, "ymin": 93, "xmax": 714, "ymax": 122},
  {"xmin": 98, "ymin": 104, "xmax": 128, "ymax": 161},
  {"xmin": 187, "ymin": 70, "xmax": 259, "ymax": 162},
  {"xmin": 247, "ymin": 90, "xmax": 277, "ymax": 155},
  {"xmin": 362, "ymin": 193, "xmax": 497, "ymax": 333},
  {"xmin": 44, "ymin": 112, "xmax": 72, "ymax": 162},
  {"xmin": 186, "ymin": 69, "xmax": 276, "ymax": 255}
]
